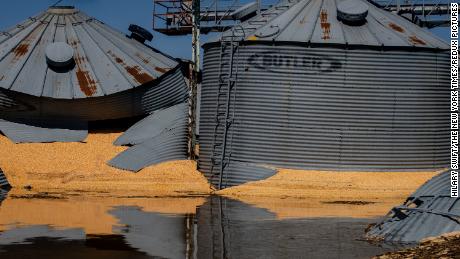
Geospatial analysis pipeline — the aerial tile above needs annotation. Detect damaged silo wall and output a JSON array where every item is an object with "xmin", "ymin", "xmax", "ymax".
[
  {"xmin": 0, "ymin": 67, "xmax": 187, "ymax": 122},
  {"xmin": 0, "ymin": 7, "xmax": 189, "ymax": 124},
  {"xmin": 366, "ymin": 171, "xmax": 460, "ymax": 243},
  {"xmin": 198, "ymin": 44, "xmax": 450, "ymax": 180}
]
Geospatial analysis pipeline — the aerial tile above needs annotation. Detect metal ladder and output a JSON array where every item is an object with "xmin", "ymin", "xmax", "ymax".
[{"xmin": 209, "ymin": 26, "xmax": 244, "ymax": 189}]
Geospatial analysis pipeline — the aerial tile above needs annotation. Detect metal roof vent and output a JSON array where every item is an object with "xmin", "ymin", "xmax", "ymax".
[
  {"xmin": 337, "ymin": 0, "xmax": 368, "ymax": 26},
  {"xmin": 45, "ymin": 42, "xmax": 75, "ymax": 68},
  {"xmin": 128, "ymin": 24, "xmax": 153, "ymax": 44},
  {"xmin": 47, "ymin": 6, "xmax": 78, "ymax": 15}
]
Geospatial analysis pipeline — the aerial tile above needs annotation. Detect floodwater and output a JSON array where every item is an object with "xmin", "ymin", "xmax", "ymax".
[{"xmin": 0, "ymin": 190, "xmax": 401, "ymax": 259}]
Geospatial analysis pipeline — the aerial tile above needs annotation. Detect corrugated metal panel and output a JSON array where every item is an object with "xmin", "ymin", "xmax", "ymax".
[
  {"xmin": 366, "ymin": 171, "xmax": 460, "ymax": 244},
  {"xmin": 0, "ymin": 118, "xmax": 87, "ymax": 143},
  {"xmin": 0, "ymin": 188, "xmax": 8, "ymax": 203},
  {"xmin": 0, "ymin": 6, "xmax": 180, "ymax": 99},
  {"xmin": 0, "ymin": 66, "xmax": 188, "ymax": 122},
  {"xmin": 108, "ymin": 127, "xmax": 188, "ymax": 172},
  {"xmin": 0, "ymin": 168, "xmax": 10, "ymax": 189},
  {"xmin": 198, "ymin": 44, "xmax": 449, "ymax": 186},
  {"xmin": 108, "ymin": 103, "xmax": 189, "ymax": 172},
  {"xmin": 114, "ymin": 102, "xmax": 188, "ymax": 146},
  {"xmin": 210, "ymin": 0, "xmax": 449, "ymax": 49},
  {"xmin": 207, "ymin": 162, "xmax": 277, "ymax": 188}
]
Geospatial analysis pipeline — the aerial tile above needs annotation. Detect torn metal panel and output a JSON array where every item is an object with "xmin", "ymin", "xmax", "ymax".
[
  {"xmin": 114, "ymin": 102, "xmax": 188, "ymax": 146},
  {"xmin": 0, "ymin": 188, "xmax": 8, "ymax": 205},
  {"xmin": 208, "ymin": 0, "xmax": 449, "ymax": 49},
  {"xmin": 108, "ymin": 126, "xmax": 188, "ymax": 172},
  {"xmin": 204, "ymin": 162, "xmax": 277, "ymax": 189},
  {"xmin": 410, "ymin": 170, "xmax": 451, "ymax": 197},
  {"xmin": 0, "ymin": 168, "xmax": 10, "ymax": 189},
  {"xmin": 366, "ymin": 171, "xmax": 460, "ymax": 244},
  {"xmin": 0, "ymin": 118, "xmax": 88, "ymax": 143}
]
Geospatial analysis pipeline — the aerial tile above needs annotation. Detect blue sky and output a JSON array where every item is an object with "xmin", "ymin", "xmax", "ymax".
[
  {"xmin": 0, "ymin": 0, "xmax": 197, "ymax": 59},
  {"xmin": 0, "ymin": 0, "xmax": 451, "ymax": 61}
]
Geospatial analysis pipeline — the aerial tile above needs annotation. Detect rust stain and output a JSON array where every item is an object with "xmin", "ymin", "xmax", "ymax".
[
  {"xmin": 126, "ymin": 65, "xmax": 154, "ymax": 84},
  {"xmin": 135, "ymin": 53, "xmax": 150, "ymax": 64},
  {"xmin": 69, "ymin": 40, "xmax": 81, "ymax": 47},
  {"xmin": 75, "ymin": 56, "xmax": 88, "ymax": 64},
  {"xmin": 114, "ymin": 57, "xmax": 123, "ymax": 64},
  {"xmin": 76, "ymin": 70, "xmax": 98, "ymax": 96},
  {"xmin": 388, "ymin": 23, "xmax": 405, "ymax": 33},
  {"xmin": 409, "ymin": 35, "xmax": 426, "ymax": 46},
  {"xmin": 108, "ymin": 51, "xmax": 155, "ymax": 84},
  {"xmin": 155, "ymin": 67, "xmax": 169, "ymax": 73},
  {"xmin": 12, "ymin": 23, "xmax": 45, "ymax": 62},
  {"xmin": 320, "ymin": 10, "xmax": 330, "ymax": 40},
  {"xmin": 73, "ymin": 51, "xmax": 98, "ymax": 97},
  {"xmin": 13, "ymin": 44, "xmax": 30, "ymax": 58}
]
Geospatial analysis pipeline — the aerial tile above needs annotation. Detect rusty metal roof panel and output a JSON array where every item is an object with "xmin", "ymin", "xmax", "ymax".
[
  {"xmin": 114, "ymin": 102, "xmax": 188, "ymax": 146},
  {"xmin": 0, "ymin": 118, "xmax": 88, "ymax": 143},
  {"xmin": 0, "ymin": 6, "xmax": 180, "ymax": 99},
  {"xmin": 366, "ymin": 171, "xmax": 460, "ymax": 244},
  {"xmin": 211, "ymin": 0, "xmax": 449, "ymax": 49}
]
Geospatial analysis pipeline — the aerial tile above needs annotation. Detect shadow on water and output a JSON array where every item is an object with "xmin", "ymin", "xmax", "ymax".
[{"xmin": 0, "ymin": 192, "xmax": 400, "ymax": 259}]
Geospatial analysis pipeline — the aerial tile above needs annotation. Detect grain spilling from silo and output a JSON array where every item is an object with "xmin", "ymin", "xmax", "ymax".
[
  {"xmin": 0, "ymin": 6, "xmax": 188, "ymax": 143},
  {"xmin": 0, "ymin": 133, "xmax": 212, "ymax": 196}
]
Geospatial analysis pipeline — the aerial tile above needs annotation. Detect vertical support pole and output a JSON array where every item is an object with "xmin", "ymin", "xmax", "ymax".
[{"xmin": 189, "ymin": 0, "xmax": 200, "ymax": 160}]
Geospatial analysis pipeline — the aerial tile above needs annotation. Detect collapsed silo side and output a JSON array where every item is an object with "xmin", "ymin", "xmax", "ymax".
[
  {"xmin": 0, "ymin": 6, "xmax": 189, "ymax": 140},
  {"xmin": 198, "ymin": 0, "xmax": 450, "ymax": 188}
]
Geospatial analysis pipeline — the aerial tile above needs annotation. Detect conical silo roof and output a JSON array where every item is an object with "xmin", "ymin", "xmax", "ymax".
[
  {"xmin": 0, "ymin": 6, "xmax": 180, "ymax": 99},
  {"xmin": 209, "ymin": 0, "xmax": 449, "ymax": 49}
]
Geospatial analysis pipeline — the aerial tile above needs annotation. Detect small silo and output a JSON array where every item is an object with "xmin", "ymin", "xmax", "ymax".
[
  {"xmin": 0, "ymin": 6, "xmax": 188, "ymax": 142},
  {"xmin": 199, "ymin": 0, "xmax": 450, "ymax": 188}
]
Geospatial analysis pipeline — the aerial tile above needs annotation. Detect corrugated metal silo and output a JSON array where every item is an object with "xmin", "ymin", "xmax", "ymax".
[
  {"xmin": 199, "ymin": 0, "xmax": 450, "ymax": 188},
  {"xmin": 0, "ymin": 6, "xmax": 188, "ymax": 142}
]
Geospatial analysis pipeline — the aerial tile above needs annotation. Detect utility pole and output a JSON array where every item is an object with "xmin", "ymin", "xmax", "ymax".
[{"xmin": 188, "ymin": 0, "xmax": 200, "ymax": 160}]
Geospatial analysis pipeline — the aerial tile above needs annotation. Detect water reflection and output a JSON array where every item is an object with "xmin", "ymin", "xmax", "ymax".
[
  {"xmin": 0, "ymin": 191, "xmax": 397, "ymax": 258},
  {"xmin": 110, "ymin": 206, "xmax": 194, "ymax": 259}
]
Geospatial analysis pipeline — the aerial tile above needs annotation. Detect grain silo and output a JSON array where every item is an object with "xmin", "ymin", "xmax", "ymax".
[
  {"xmin": 198, "ymin": 0, "xmax": 450, "ymax": 188},
  {"xmin": 0, "ymin": 6, "xmax": 188, "ymax": 142}
]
